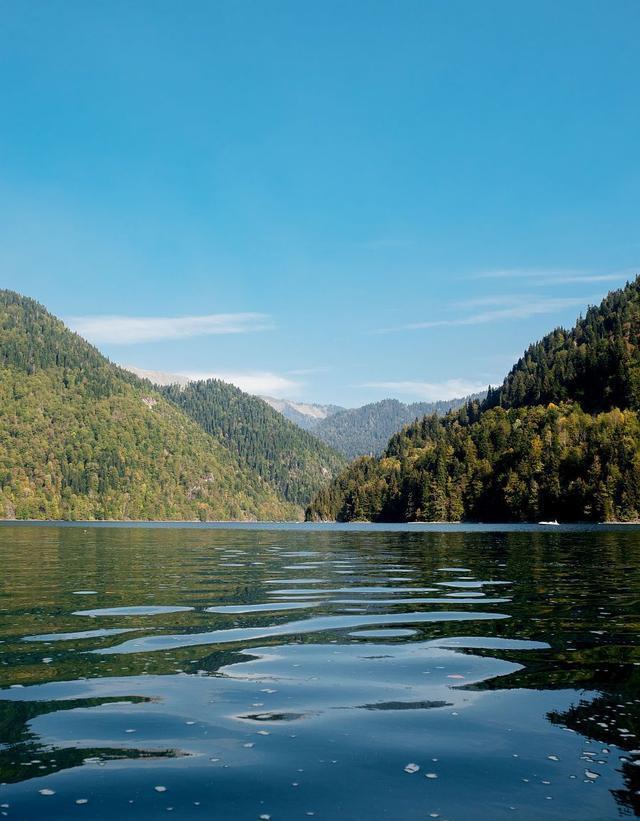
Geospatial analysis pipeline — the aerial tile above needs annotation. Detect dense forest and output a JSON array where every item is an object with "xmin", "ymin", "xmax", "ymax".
[
  {"xmin": 0, "ymin": 291, "xmax": 298, "ymax": 521},
  {"xmin": 307, "ymin": 278, "xmax": 640, "ymax": 523},
  {"xmin": 161, "ymin": 380, "xmax": 345, "ymax": 506},
  {"xmin": 311, "ymin": 395, "xmax": 485, "ymax": 459}
]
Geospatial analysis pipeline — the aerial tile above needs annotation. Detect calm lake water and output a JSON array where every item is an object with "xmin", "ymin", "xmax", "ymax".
[{"xmin": 1, "ymin": 523, "xmax": 640, "ymax": 820}]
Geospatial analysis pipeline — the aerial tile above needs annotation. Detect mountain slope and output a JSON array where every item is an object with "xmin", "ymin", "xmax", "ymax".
[
  {"xmin": 259, "ymin": 396, "xmax": 344, "ymax": 430},
  {"xmin": 307, "ymin": 278, "xmax": 640, "ymax": 523},
  {"xmin": 0, "ymin": 291, "xmax": 297, "ymax": 521},
  {"xmin": 161, "ymin": 380, "xmax": 346, "ymax": 507},
  {"xmin": 484, "ymin": 278, "xmax": 640, "ymax": 413},
  {"xmin": 311, "ymin": 395, "xmax": 486, "ymax": 459}
]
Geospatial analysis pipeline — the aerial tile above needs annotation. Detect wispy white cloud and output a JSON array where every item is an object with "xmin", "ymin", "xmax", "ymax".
[
  {"xmin": 67, "ymin": 312, "xmax": 273, "ymax": 344},
  {"xmin": 125, "ymin": 365, "xmax": 301, "ymax": 398},
  {"xmin": 470, "ymin": 268, "xmax": 634, "ymax": 285},
  {"xmin": 183, "ymin": 370, "xmax": 301, "ymax": 397},
  {"xmin": 359, "ymin": 378, "xmax": 488, "ymax": 402},
  {"xmin": 375, "ymin": 295, "xmax": 592, "ymax": 334}
]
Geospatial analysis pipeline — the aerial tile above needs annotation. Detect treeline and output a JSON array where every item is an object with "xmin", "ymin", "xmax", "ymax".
[
  {"xmin": 161, "ymin": 380, "xmax": 346, "ymax": 507},
  {"xmin": 307, "ymin": 402, "xmax": 640, "ymax": 522},
  {"xmin": 308, "ymin": 277, "xmax": 640, "ymax": 523}
]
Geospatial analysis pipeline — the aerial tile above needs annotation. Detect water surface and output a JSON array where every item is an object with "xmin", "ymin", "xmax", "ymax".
[{"xmin": 1, "ymin": 523, "xmax": 640, "ymax": 819}]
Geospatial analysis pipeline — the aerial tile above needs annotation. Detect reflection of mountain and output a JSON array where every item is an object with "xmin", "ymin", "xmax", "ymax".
[
  {"xmin": 0, "ymin": 694, "xmax": 175, "ymax": 784},
  {"xmin": 549, "ymin": 689, "xmax": 640, "ymax": 816}
]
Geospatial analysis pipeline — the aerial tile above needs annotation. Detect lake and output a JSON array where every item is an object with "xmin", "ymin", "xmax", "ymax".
[{"xmin": 1, "ymin": 523, "xmax": 640, "ymax": 819}]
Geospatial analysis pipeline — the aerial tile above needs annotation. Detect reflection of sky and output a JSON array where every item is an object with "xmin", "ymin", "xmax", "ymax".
[{"xmin": 3, "ymin": 524, "xmax": 640, "ymax": 818}]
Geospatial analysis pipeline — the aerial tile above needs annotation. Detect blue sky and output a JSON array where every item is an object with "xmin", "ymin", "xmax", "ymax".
[{"xmin": 1, "ymin": 1, "xmax": 638, "ymax": 406}]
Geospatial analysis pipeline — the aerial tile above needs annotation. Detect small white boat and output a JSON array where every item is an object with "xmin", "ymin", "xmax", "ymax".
[{"xmin": 538, "ymin": 520, "xmax": 560, "ymax": 526}]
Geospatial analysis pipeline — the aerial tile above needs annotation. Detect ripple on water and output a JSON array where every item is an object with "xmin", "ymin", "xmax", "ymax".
[
  {"xmin": 73, "ymin": 606, "xmax": 195, "ymax": 617},
  {"xmin": 1, "ymin": 524, "xmax": 637, "ymax": 821},
  {"xmin": 22, "ymin": 628, "xmax": 140, "ymax": 642},
  {"xmin": 348, "ymin": 629, "xmax": 418, "ymax": 638},
  {"xmin": 437, "ymin": 580, "xmax": 512, "ymax": 589},
  {"xmin": 205, "ymin": 602, "xmax": 323, "ymax": 614},
  {"xmin": 94, "ymin": 610, "xmax": 510, "ymax": 654}
]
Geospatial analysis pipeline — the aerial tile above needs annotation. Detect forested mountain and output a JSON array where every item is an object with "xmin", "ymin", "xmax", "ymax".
[
  {"xmin": 311, "ymin": 395, "xmax": 485, "ymax": 459},
  {"xmin": 161, "ymin": 380, "xmax": 346, "ymax": 506},
  {"xmin": 307, "ymin": 278, "xmax": 640, "ymax": 523},
  {"xmin": 125, "ymin": 365, "xmax": 479, "ymax": 457},
  {"xmin": 0, "ymin": 291, "xmax": 298, "ymax": 521},
  {"xmin": 484, "ymin": 278, "xmax": 640, "ymax": 413}
]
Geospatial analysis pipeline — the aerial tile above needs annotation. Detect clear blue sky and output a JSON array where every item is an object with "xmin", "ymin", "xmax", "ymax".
[{"xmin": 1, "ymin": 1, "xmax": 638, "ymax": 406}]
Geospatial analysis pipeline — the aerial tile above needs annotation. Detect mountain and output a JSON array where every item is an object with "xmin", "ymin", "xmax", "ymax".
[
  {"xmin": 161, "ymin": 380, "xmax": 346, "ymax": 507},
  {"xmin": 483, "ymin": 278, "xmax": 640, "ymax": 413},
  {"xmin": 123, "ymin": 366, "xmax": 479, "ymax": 457},
  {"xmin": 0, "ymin": 291, "xmax": 298, "ymax": 521},
  {"xmin": 307, "ymin": 278, "xmax": 640, "ymax": 523},
  {"xmin": 123, "ymin": 367, "xmax": 344, "ymax": 430},
  {"xmin": 311, "ymin": 395, "xmax": 486, "ymax": 459},
  {"xmin": 124, "ymin": 365, "xmax": 191, "ymax": 387},
  {"xmin": 259, "ymin": 396, "xmax": 344, "ymax": 430}
]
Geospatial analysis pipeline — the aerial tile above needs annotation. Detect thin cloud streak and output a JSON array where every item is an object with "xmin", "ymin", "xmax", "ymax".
[
  {"xmin": 375, "ymin": 295, "xmax": 592, "ymax": 334},
  {"xmin": 67, "ymin": 312, "xmax": 274, "ymax": 344},
  {"xmin": 359, "ymin": 378, "xmax": 488, "ymax": 402},
  {"xmin": 125, "ymin": 365, "xmax": 301, "ymax": 397},
  {"xmin": 183, "ymin": 371, "xmax": 302, "ymax": 397},
  {"xmin": 470, "ymin": 268, "xmax": 633, "ymax": 285}
]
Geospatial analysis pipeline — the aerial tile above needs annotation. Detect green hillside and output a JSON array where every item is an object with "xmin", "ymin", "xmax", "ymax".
[
  {"xmin": 307, "ymin": 278, "xmax": 640, "ymax": 523},
  {"xmin": 0, "ymin": 291, "xmax": 298, "ymax": 521},
  {"xmin": 484, "ymin": 278, "xmax": 640, "ymax": 413},
  {"xmin": 311, "ymin": 395, "xmax": 485, "ymax": 459},
  {"xmin": 161, "ymin": 379, "xmax": 346, "ymax": 507}
]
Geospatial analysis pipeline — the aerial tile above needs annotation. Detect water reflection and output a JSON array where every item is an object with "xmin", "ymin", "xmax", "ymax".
[{"xmin": 0, "ymin": 524, "xmax": 639, "ymax": 819}]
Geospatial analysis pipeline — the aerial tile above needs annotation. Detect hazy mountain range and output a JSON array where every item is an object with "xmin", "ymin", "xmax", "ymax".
[{"xmin": 123, "ymin": 366, "xmax": 481, "ymax": 457}]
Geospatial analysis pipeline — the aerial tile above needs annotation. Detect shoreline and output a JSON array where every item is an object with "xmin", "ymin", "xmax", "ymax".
[{"xmin": 1, "ymin": 518, "xmax": 639, "ymax": 528}]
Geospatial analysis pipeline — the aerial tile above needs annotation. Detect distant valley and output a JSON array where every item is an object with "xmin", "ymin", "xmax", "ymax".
[{"xmin": 124, "ymin": 365, "xmax": 481, "ymax": 458}]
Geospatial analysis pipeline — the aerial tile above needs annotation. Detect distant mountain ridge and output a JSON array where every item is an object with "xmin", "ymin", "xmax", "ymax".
[
  {"xmin": 122, "ymin": 366, "xmax": 482, "ymax": 456},
  {"xmin": 311, "ymin": 395, "xmax": 486, "ymax": 459},
  {"xmin": 260, "ymin": 396, "xmax": 344, "ymax": 430},
  {"xmin": 125, "ymin": 365, "xmax": 191, "ymax": 387},
  {"xmin": 123, "ymin": 366, "xmax": 344, "ymax": 430}
]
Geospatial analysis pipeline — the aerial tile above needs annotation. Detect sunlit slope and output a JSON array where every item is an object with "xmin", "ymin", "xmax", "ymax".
[
  {"xmin": 0, "ymin": 290, "xmax": 298, "ymax": 520},
  {"xmin": 162, "ymin": 380, "xmax": 346, "ymax": 508},
  {"xmin": 307, "ymin": 278, "xmax": 640, "ymax": 523}
]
